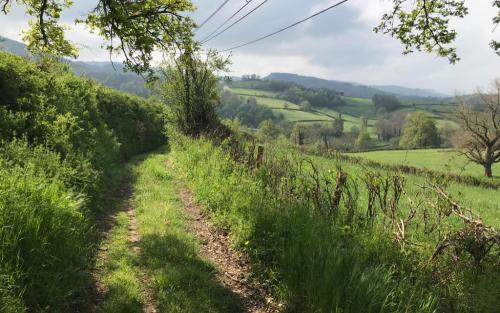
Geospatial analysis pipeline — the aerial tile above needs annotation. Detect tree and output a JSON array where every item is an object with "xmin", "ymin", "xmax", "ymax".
[
  {"xmin": 376, "ymin": 1, "xmax": 500, "ymax": 62},
  {"xmin": 0, "ymin": 0, "xmax": 194, "ymax": 75},
  {"xmin": 376, "ymin": 111, "xmax": 406, "ymax": 141},
  {"xmin": 372, "ymin": 94, "xmax": 402, "ymax": 113},
  {"xmin": 400, "ymin": 112, "xmax": 440, "ymax": 148},
  {"xmin": 318, "ymin": 123, "xmax": 336, "ymax": 150},
  {"xmin": 300, "ymin": 100, "xmax": 312, "ymax": 111},
  {"xmin": 292, "ymin": 124, "xmax": 306, "ymax": 146},
  {"xmin": 256, "ymin": 119, "xmax": 282, "ymax": 141},
  {"xmin": 332, "ymin": 118, "xmax": 344, "ymax": 137},
  {"xmin": 355, "ymin": 130, "xmax": 371, "ymax": 150},
  {"xmin": 159, "ymin": 47, "xmax": 230, "ymax": 137},
  {"xmin": 454, "ymin": 79, "xmax": 500, "ymax": 177}
]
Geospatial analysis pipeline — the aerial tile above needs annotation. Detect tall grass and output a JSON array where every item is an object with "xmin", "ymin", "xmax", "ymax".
[
  {"xmin": 171, "ymin": 136, "xmax": 441, "ymax": 313},
  {"xmin": 0, "ymin": 164, "xmax": 93, "ymax": 312}
]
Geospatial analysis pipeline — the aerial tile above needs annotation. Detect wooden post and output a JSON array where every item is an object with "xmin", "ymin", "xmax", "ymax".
[
  {"xmin": 256, "ymin": 146, "xmax": 264, "ymax": 168},
  {"xmin": 332, "ymin": 171, "xmax": 347, "ymax": 216}
]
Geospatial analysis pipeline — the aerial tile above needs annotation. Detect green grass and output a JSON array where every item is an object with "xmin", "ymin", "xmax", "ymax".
[
  {"xmin": 233, "ymin": 89, "xmax": 378, "ymax": 133},
  {"xmin": 339, "ymin": 96, "xmax": 377, "ymax": 118},
  {"xmin": 172, "ymin": 137, "xmax": 450, "ymax": 313},
  {"xmin": 278, "ymin": 109, "xmax": 333, "ymax": 122},
  {"xmin": 230, "ymin": 88, "xmax": 278, "ymax": 98},
  {"xmin": 313, "ymin": 154, "xmax": 500, "ymax": 228},
  {"xmin": 348, "ymin": 149, "xmax": 500, "ymax": 180},
  {"xmin": 237, "ymin": 93, "xmax": 300, "ymax": 109},
  {"xmin": 97, "ymin": 210, "xmax": 144, "ymax": 313},
  {"xmin": 96, "ymin": 149, "xmax": 244, "ymax": 313}
]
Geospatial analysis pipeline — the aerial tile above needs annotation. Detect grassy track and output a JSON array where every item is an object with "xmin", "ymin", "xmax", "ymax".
[{"xmin": 96, "ymin": 150, "xmax": 243, "ymax": 313}]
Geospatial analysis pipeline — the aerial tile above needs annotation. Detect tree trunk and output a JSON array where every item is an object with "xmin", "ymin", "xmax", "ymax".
[{"xmin": 484, "ymin": 162, "xmax": 493, "ymax": 177}]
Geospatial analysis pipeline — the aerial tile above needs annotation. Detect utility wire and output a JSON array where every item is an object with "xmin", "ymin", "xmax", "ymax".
[
  {"xmin": 220, "ymin": 0, "xmax": 349, "ymax": 52},
  {"xmin": 200, "ymin": 0, "xmax": 255, "ymax": 43},
  {"xmin": 197, "ymin": 0, "xmax": 231, "ymax": 30},
  {"xmin": 202, "ymin": 0, "xmax": 270, "ymax": 44}
]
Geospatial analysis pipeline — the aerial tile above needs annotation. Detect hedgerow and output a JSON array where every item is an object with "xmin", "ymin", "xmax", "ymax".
[{"xmin": 0, "ymin": 51, "xmax": 166, "ymax": 311}]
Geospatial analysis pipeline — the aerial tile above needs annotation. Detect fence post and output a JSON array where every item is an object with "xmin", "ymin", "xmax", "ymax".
[
  {"xmin": 332, "ymin": 171, "xmax": 347, "ymax": 216},
  {"xmin": 256, "ymin": 146, "xmax": 264, "ymax": 168}
]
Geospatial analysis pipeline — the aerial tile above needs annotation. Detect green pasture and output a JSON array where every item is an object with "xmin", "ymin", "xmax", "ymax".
[
  {"xmin": 311, "ymin": 153, "xmax": 500, "ymax": 228},
  {"xmin": 230, "ymin": 88, "xmax": 459, "ymax": 134},
  {"xmin": 230, "ymin": 87, "xmax": 278, "ymax": 98},
  {"xmin": 348, "ymin": 149, "xmax": 500, "ymax": 179}
]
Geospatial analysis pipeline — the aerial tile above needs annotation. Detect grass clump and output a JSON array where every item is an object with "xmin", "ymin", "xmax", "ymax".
[{"xmin": 0, "ymin": 164, "xmax": 93, "ymax": 312}]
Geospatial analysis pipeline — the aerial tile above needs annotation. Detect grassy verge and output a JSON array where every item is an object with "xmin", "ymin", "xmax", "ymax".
[
  {"xmin": 96, "ymin": 149, "xmax": 244, "ymax": 313},
  {"xmin": 171, "ymin": 135, "xmax": 499, "ymax": 313}
]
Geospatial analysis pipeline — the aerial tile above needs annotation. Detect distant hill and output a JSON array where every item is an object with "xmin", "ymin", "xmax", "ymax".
[
  {"xmin": 0, "ymin": 36, "xmax": 150, "ymax": 97},
  {"xmin": 372, "ymin": 85, "xmax": 449, "ymax": 98},
  {"xmin": 265, "ymin": 73, "xmax": 449, "ymax": 99},
  {"xmin": 71, "ymin": 61, "xmax": 151, "ymax": 97},
  {"xmin": 0, "ymin": 36, "xmax": 29, "ymax": 57}
]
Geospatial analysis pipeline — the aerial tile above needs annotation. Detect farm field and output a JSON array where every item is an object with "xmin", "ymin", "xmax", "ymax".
[
  {"xmin": 232, "ymin": 87, "xmax": 379, "ymax": 133},
  {"xmin": 230, "ymin": 87, "xmax": 457, "ymax": 133},
  {"xmin": 229, "ymin": 87, "xmax": 278, "ymax": 98},
  {"xmin": 348, "ymin": 148, "xmax": 500, "ymax": 179},
  {"xmin": 311, "ymin": 153, "xmax": 500, "ymax": 228}
]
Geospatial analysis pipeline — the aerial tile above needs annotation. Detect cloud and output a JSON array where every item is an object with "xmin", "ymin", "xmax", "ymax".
[{"xmin": 0, "ymin": 0, "xmax": 498, "ymax": 94}]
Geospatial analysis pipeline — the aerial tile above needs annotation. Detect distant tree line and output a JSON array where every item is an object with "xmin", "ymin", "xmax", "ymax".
[
  {"xmin": 230, "ymin": 79, "xmax": 346, "ymax": 109},
  {"xmin": 372, "ymin": 94, "xmax": 402, "ymax": 113},
  {"xmin": 241, "ymin": 74, "xmax": 261, "ymax": 81},
  {"xmin": 218, "ymin": 89, "xmax": 283, "ymax": 128},
  {"xmin": 280, "ymin": 86, "xmax": 345, "ymax": 109}
]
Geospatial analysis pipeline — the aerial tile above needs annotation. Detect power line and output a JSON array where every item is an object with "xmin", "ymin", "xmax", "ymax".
[
  {"xmin": 202, "ymin": 0, "xmax": 270, "ymax": 44},
  {"xmin": 220, "ymin": 0, "xmax": 349, "ymax": 52},
  {"xmin": 200, "ymin": 0, "xmax": 255, "ymax": 43},
  {"xmin": 197, "ymin": 0, "xmax": 231, "ymax": 30}
]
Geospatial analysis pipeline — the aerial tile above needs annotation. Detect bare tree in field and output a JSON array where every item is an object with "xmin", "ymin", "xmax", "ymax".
[{"xmin": 455, "ymin": 79, "xmax": 500, "ymax": 177}]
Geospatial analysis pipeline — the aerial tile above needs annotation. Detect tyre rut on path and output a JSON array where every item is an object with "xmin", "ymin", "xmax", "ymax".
[
  {"xmin": 91, "ymin": 184, "xmax": 158, "ymax": 313},
  {"xmin": 179, "ymin": 188, "xmax": 280, "ymax": 313}
]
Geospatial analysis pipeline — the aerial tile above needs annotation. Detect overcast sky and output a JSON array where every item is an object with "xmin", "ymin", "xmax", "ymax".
[{"xmin": 1, "ymin": 0, "xmax": 498, "ymax": 94}]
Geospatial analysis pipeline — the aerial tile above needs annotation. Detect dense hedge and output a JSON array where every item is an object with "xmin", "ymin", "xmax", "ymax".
[{"xmin": 0, "ymin": 51, "xmax": 166, "ymax": 312}]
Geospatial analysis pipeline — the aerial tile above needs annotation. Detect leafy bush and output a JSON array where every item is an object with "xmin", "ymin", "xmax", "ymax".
[
  {"xmin": 0, "ymin": 51, "xmax": 166, "ymax": 310},
  {"xmin": 400, "ymin": 112, "xmax": 440, "ymax": 148},
  {"xmin": 96, "ymin": 87, "xmax": 166, "ymax": 159}
]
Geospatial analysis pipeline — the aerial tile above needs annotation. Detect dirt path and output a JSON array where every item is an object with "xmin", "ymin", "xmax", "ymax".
[
  {"xmin": 179, "ymin": 189, "xmax": 279, "ymax": 313},
  {"xmin": 125, "ymin": 197, "xmax": 158, "ymax": 313},
  {"xmin": 91, "ymin": 184, "xmax": 158, "ymax": 313}
]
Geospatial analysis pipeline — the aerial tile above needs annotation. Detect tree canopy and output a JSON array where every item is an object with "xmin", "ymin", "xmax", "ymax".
[
  {"xmin": 372, "ymin": 94, "xmax": 402, "ymax": 113},
  {"xmin": 399, "ymin": 112, "xmax": 440, "ymax": 148},
  {"xmin": 376, "ymin": 0, "xmax": 500, "ymax": 63},
  {"xmin": 0, "ymin": 0, "xmax": 195, "ymax": 75},
  {"xmin": 454, "ymin": 79, "xmax": 500, "ymax": 177}
]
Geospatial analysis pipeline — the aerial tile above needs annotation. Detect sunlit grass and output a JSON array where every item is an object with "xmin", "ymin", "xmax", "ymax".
[{"xmin": 97, "ymin": 150, "xmax": 244, "ymax": 313}]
